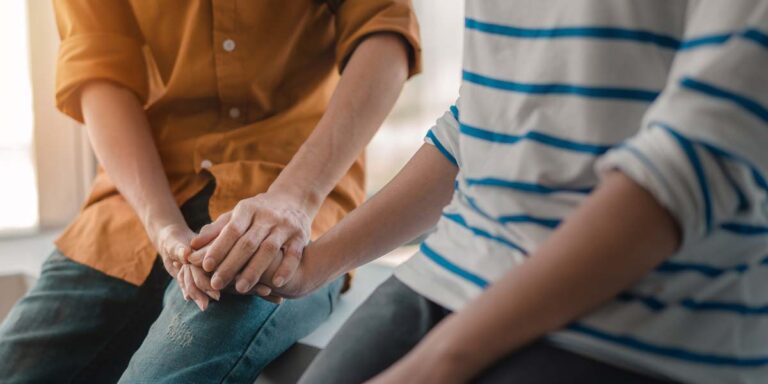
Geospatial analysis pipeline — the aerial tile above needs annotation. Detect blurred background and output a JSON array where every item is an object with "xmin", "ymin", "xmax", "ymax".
[{"xmin": 0, "ymin": 1, "xmax": 464, "ymax": 238}]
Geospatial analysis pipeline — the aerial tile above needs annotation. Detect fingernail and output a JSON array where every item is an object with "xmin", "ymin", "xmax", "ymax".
[
  {"xmin": 206, "ymin": 290, "xmax": 221, "ymax": 301},
  {"xmin": 175, "ymin": 246, "xmax": 186, "ymax": 260},
  {"xmin": 257, "ymin": 285, "xmax": 272, "ymax": 296},
  {"xmin": 211, "ymin": 275, "xmax": 224, "ymax": 290},
  {"xmin": 183, "ymin": 292, "xmax": 190, "ymax": 301},
  {"xmin": 273, "ymin": 276, "xmax": 285, "ymax": 288},
  {"xmin": 172, "ymin": 261, "xmax": 181, "ymax": 269},
  {"xmin": 188, "ymin": 253, "xmax": 201, "ymax": 264},
  {"xmin": 195, "ymin": 299, "xmax": 206, "ymax": 312},
  {"xmin": 236, "ymin": 279, "xmax": 250, "ymax": 293}
]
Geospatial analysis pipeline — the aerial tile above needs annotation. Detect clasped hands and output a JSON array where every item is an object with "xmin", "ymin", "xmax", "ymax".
[{"xmin": 173, "ymin": 192, "xmax": 315, "ymax": 311}]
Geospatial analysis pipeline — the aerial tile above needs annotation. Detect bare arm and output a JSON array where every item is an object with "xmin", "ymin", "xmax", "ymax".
[
  {"xmin": 270, "ymin": 33, "xmax": 413, "ymax": 219},
  {"xmin": 271, "ymin": 144, "xmax": 458, "ymax": 298},
  {"xmin": 372, "ymin": 171, "xmax": 681, "ymax": 383},
  {"xmin": 190, "ymin": 33, "xmax": 413, "ymax": 293},
  {"xmin": 80, "ymin": 81, "xmax": 215, "ymax": 310}
]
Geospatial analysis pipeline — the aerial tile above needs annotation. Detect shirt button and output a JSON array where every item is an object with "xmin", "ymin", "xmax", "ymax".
[
  {"xmin": 228, "ymin": 107, "xmax": 241, "ymax": 119},
  {"xmin": 222, "ymin": 39, "xmax": 236, "ymax": 52},
  {"xmin": 200, "ymin": 159, "xmax": 213, "ymax": 170}
]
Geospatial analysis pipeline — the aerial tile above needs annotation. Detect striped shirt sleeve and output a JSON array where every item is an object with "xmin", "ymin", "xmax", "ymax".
[
  {"xmin": 424, "ymin": 103, "xmax": 461, "ymax": 166},
  {"xmin": 597, "ymin": 1, "xmax": 768, "ymax": 246}
]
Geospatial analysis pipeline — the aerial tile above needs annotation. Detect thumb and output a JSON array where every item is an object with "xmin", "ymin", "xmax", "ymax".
[
  {"xmin": 191, "ymin": 211, "xmax": 231, "ymax": 250},
  {"xmin": 162, "ymin": 230, "xmax": 193, "ymax": 264}
]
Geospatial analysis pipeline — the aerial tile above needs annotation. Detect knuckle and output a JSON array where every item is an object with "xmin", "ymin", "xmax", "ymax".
[
  {"xmin": 284, "ymin": 222, "xmax": 301, "ymax": 233},
  {"xmin": 232, "ymin": 200, "xmax": 257, "ymax": 217},
  {"xmin": 224, "ymin": 224, "xmax": 243, "ymax": 239},
  {"xmin": 290, "ymin": 240, "xmax": 305, "ymax": 251},
  {"xmin": 247, "ymin": 259, "xmax": 268, "ymax": 275},
  {"xmin": 159, "ymin": 241, "xmax": 171, "ymax": 256},
  {"xmin": 285, "ymin": 252, "xmax": 301, "ymax": 263},
  {"xmin": 286, "ymin": 245, "xmax": 303, "ymax": 258},
  {"xmin": 260, "ymin": 241, "xmax": 279, "ymax": 254},
  {"xmin": 261, "ymin": 210, "xmax": 279, "ymax": 221},
  {"xmin": 251, "ymin": 224, "xmax": 269, "ymax": 235},
  {"xmin": 237, "ymin": 266, "xmax": 251, "ymax": 278},
  {"xmin": 242, "ymin": 236, "xmax": 259, "ymax": 250},
  {"xmin": 234, "ymin": 200, "xmax": 249, "ymax": 212},
  {"xmin": 241, "ymin": 270, "xmax": 258, "ymax": 282}
]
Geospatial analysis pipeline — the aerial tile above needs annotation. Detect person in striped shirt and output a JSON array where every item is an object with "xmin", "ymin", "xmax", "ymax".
[{"xmin": 237, "ymin": 1, "xmax": 768, "ymax": 382}]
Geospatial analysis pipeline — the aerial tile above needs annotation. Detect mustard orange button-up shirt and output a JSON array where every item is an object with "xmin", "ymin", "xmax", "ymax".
[{"xmin": 52, "ymin": 0, "xmax": 421, "ymax": 286}]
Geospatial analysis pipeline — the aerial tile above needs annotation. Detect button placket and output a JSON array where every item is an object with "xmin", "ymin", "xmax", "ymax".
[{"xmin": 213, "ymin": 3, "xmax": 248, "ymax": 127}]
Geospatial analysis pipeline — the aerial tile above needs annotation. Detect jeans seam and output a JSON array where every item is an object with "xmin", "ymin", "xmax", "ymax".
[{"xmin": 218, "ymin": 303, "xmax": 282, "ymax": 384}]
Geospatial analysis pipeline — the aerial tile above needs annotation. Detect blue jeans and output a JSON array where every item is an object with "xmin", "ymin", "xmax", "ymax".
[
  {"xmin": 120, "ymin": 279, "xmax": 342, "ymax": 383},
  {"xmin": 0, "ymin": 183, "xmax": 342, "ymax": 383},
  {"xmin": 120, "ymin": 275, "xmax": 342, "ymax": 383}
]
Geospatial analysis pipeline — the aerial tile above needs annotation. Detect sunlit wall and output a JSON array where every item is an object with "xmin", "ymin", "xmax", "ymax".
[
  {"xmin": 366, "ymin": 1, "xmax": 464, "ymax": 192},
  {"xmin": 0, "ymin": 0, "xmax": 465, "ymax": 232},
  {"xmin": 0, "ymin": 1, "xmax": 38, "ymax": 233}
]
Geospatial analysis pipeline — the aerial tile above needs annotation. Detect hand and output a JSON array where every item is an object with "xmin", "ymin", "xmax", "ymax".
[
  {"xmin": 248, "ymin": 243, "xmax": 337, "ymax": 302},
  {"xmin": 148, "ymin": 222, "xmax": 196, "ymax": 281},
  {"xmin": 175, "ymin": 246, "xmax": 221, "ymax": 311},
  {"xmin": 176, "ymin": 263, "xmax": 221, "ymax": 311},
  {"xmin": 218, "ymin": 247, "xmax": 293, "ymax": 304},
  {"xmin": 203, "ymin": 243, "xmax": 329, "ymax": 305},
  {"xmin": 241, "ymin": 253, "xmax": 287, "ymax": 304},
  {"xmin": 183, "ymin": 243, "xmax": 284, "ymax": 305},
  {"xmin": 189, "ymin": 191, "xmax": 312, "ymax": 294}
]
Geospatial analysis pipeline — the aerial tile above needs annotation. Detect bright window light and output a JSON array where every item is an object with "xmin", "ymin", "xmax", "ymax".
[
  {"xmin": 0, "ymin": 1, "xmax": 38, "ymax": 233},
  {"xmin": 366, "ymin": 0, "xmax": 463, "ymax": 193}
]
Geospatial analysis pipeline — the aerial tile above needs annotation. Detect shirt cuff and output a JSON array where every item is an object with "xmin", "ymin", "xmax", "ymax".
[
  {"xmin": 335, "ymin": 1, "xmax": 422, "ymax": 77},
  {"xmin": 56, "ymin": 34, "xmax": 149, "ymax": 123},
  {"xmin": 424, "ymin": 108, "xmax": 461, "ymax": 166},
  {"xmin": 596, "ymin": 127, "xmax": 709, "ymax": 246}
]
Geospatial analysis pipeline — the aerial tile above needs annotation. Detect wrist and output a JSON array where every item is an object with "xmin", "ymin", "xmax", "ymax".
[
  {"xmin": 266, "ymin": 182, "xmax": 324, "ymax": 217},
  {"xmin": 297, "ymin": 239, "xmax": 346, "ymax": 294},
  {"xmin": 143, "ymin": 208, "xmax": 187, "ymax": 242},
  {"xmin": 410, "ymin": 322, "xmax": 484, "ymax": 382},
  {"xmin": 393, "ymin": 339, "xmax": 467, "ymax": 384}
]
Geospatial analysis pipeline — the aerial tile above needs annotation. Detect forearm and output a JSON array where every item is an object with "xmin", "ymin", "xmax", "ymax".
[
  {"xmin": 303, "ymin": 144, "xmax": 458, "ymax": 285},
  {"xmin": 269, "ymin": 33, "xmax": 410, "ymax": 215},
  {"xmin": 405, "ymin": 172, "xmax": 681, "ymax": 381},
  {"xmin": 81, "ymin": 81, "xmax": 184, "ymax": 234}
]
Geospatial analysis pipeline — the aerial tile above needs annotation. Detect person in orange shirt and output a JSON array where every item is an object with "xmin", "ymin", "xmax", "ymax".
[{"xmin": 0, "ymin": 1, "xmax": 420, "ymax": 382}]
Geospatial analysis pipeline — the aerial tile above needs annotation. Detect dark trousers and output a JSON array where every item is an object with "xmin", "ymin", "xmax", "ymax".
[{"xmin": 300, "ymin": 276, "xmax": 677, "ymax": 384}]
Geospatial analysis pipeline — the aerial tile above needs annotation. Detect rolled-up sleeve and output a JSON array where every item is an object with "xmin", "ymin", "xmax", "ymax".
[
  {"xmin": 53, "ymin": 0, "xmax": 148, "ymax": 122},
  {"xmin": 334, "ymin": 0, "xmax": 422, "ymax": 77},
  {"xmin": 425, "ymin": 102, "xmax": 461, "ymax": 167},
  {"xmin": 596, "ymin": 2, "xmax": 768, "ymax": 247}
]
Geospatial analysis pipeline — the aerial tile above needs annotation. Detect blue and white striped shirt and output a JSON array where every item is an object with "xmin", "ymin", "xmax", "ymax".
[{"xmin": 395, "ymin": 1, "xmax": 768, "ymax": 383}]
